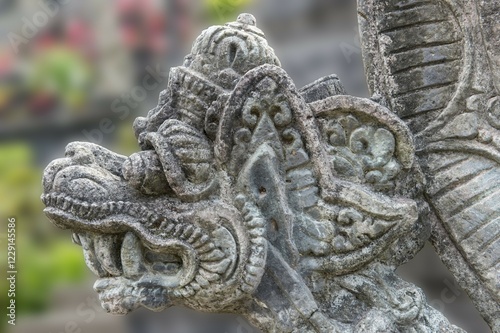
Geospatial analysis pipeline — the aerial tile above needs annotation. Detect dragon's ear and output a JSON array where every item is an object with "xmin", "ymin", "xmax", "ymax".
[
  {"xmin": 358, "ymin": 0, "xmax": 500, "ymax": 329},
  {"xmin": 213, "ymin": 64, "xmax": 420, "ymax": 273}
]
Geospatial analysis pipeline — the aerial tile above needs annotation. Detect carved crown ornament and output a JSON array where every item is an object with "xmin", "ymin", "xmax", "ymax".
[{"xmin": 42, "ymin": 8, "xmax": 500, "ymax": 333}]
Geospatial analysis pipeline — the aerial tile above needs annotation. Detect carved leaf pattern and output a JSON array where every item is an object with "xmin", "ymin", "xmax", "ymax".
[{"xmin": 319, "ymin": 114, "xmax": 402, "ymax": 192}]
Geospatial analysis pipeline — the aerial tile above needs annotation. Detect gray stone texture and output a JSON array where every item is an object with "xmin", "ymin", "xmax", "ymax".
[
  {"xmin": 358, "ymin": 0, "xmax": 500, "ymax": 331},
  {"xmin": 42, "ymin": 9, "xmax": 499, "ymax": 333}
]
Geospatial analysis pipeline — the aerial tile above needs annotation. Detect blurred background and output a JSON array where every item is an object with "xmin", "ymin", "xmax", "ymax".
[{"xmin": 0, "ymin": 0, "xmax": 491, "ymax": 332}]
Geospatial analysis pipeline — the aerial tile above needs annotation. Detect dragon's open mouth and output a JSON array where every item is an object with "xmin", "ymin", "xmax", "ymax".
[
  {"xmin": 42, "ymin": 191, "xmax": 234, "ymax": 279},
  {"xmin": 41, "ymin": 191, "xmax": 209, "ymax": 313},
  {"xmin": 41, "ymin": 189, "xmax": 269, "ymax": 314}
]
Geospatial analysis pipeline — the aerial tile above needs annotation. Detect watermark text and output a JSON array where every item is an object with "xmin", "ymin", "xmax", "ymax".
[{"xmin": 6, "ymin": 217, "xmax": 17, "ymax": 326}]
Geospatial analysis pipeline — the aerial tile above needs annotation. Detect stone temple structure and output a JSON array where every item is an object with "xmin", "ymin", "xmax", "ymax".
[{"xmin": 42, "ymin": 4, "xmax": 499, "ymax": 333}]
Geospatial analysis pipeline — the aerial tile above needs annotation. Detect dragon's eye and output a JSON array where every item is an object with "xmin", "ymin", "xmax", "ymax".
[{"xmin": 144, "ymin": 251, "xmax": 182, "ymax": 275}]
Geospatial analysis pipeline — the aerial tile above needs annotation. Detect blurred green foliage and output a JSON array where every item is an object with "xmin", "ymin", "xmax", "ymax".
[
  {"xmin": 113, "ymin": 120, "xmax": 141, "ymax": 156},
  {"xmin": 205, "ymin": 0, "xmax": 252, "ymax": 23},
  {"xmin": 0, "ymin": 143, "xmax": 87, "ymax": 326},
  {"xmin": 15, "ymin": 239, "xmax": 87, "ymax": 313},
  {"xmin": 0, "ymin": 144, "xmax": 41, "ymax": 218},
  {"xmin": 28, "ymin": 46, "xmax": 94, "ymax": 111}
]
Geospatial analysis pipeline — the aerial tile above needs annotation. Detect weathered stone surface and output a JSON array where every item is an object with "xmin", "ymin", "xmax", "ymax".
[
  {"xmin": 41, "ymin": 11, "xmax": 498, "ymax": 333},
  {"xmin": 358, "ymin": 0, "xmax": 500, "ymax": 331}
]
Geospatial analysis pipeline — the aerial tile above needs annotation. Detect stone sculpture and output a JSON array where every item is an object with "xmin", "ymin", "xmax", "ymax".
[
  {"xmin": 41, "ymin": 9, "xmax": 499, "ymax": 333},
  {"xmin": 357, "ymin": 0, "xmax": 500, "ymax": 331}
]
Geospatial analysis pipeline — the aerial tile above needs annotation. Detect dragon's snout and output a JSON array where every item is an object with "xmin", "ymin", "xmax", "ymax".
[{"xmin": 41, "ymin": 142, "xmax": 268, "ymax": 314}]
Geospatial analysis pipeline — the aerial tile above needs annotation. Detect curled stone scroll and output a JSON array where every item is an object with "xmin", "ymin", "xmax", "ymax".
[{"xmin": 42, "ymin": 11, "xmax": 499, "ymax": 333}]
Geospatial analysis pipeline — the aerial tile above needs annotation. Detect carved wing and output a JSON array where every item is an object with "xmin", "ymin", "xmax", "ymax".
[{"xmin": 357, "ymin": 0, "xmax": 500, "ymax": 329}]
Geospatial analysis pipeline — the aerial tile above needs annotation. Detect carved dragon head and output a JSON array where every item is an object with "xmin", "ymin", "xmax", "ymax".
[
  {"xmin": 42, "ymin": 14, "xmax": 278, "ymax": 315},
  {"xmin": 41, "ymin": 13, "xmax": 473, "ymax": 333}
]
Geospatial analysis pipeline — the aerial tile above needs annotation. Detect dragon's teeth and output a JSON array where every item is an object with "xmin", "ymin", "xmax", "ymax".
[
  {"xmin": 128, "ymin": 204, "xmax": 141, "ymax": 216},
  {"xmin": 116, "ymin": 201, "xmax": 125, "ymax": 211},
  {"xmin": 72, "ymin": 233, "xmax": 82, "ymax": 246},
  {"xmin": 199, "ymin": 249, "xmax": 225, "ymax": 262},
  {"xmin": 98, "ymin": 205, "xmax": 109, "ymax": 218},
  {"xmin": 56, "ymin": 194, "xmax": 65, "ymax": 206},
  {"xmin": 195, "ymin": 275, "xmax": 210, "ymax": 287},
  {"xmin": 192, "ymin": 235, "xmax": 209, "ymax": 248},
  {"xmin": 121, "ymin": 232, "xmax": 145, "ymax": 277},
  {"xmin": 190, "ymin": 282, "xmax": 201, "ymax": 291},
  {"xmin": 200, "ymin": 258, "xmax": 231, "ymax": 274},
  {"xmin": 187, "ymin": 229, "xmax": 203, "ymax": 244},
  {"xmin": 248, "ymin": 256, "xmax": 265, "ymax": 268},
  {"xmin": 248, "ymin": 227, "xmax": 265, "ymax": 237},
  {"xmin": 80, "ymin": 202, "xmax": 89, "ymax": 214},
  {"xmin": 88, "ymin": 203, "xmax": 100, "ymax": 219},
  {"xmin": 246, "ymin": 217, "xmax": 264, "ymax": 228},
  {"xmin": 108, "ymin": 202, "xmax": 116, "ymax": 213},
  {"xmin": 179, "ymin": 286, "xmax": 195, "ymax": 298},
  {"xmin": 101, "ymin": 202, "xmax": 110, "ymax": 213},
  {"xmin": 78, "ymin": 208, "xmax": 86, "ymax": 218},
  {"xmin": 79, "ymin": 234, "xmax": 109, "ymax": 277},
  {"xmin": 62, "ymin": 199, "xmax": 72, "ymax": 211}
]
